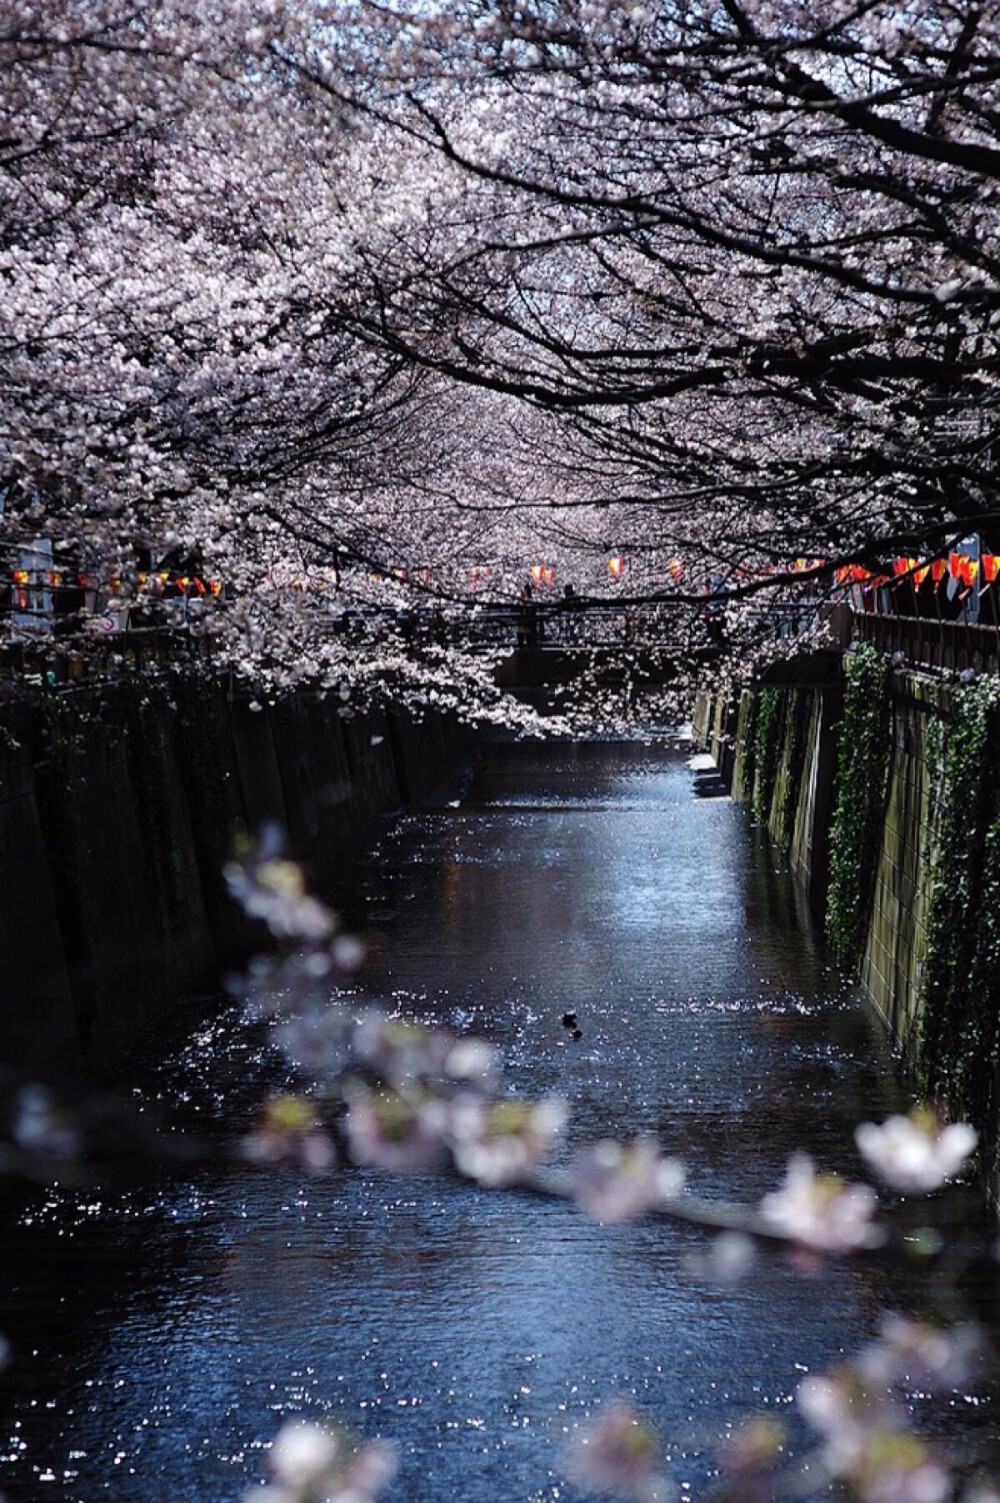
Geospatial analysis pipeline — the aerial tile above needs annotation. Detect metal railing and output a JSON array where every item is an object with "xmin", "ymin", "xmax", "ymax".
[
  {"xmin": 851, "ymin": 611, "xmax": 1000, "ymax": 674},
  {"xmin": 13, "ymin": 598, "xmax": 998, "ymax": 687},
  {"xmin": 448, "ymin": 603, "xmax": 675, "ymax": 651},
  {"xmin": 0, "ymin": 626, "xmax": 219, "ymax": 686}
]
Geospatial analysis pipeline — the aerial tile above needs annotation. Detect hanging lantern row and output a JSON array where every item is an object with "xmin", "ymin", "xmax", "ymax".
[
  {"xmin": 470, "ymin": 557, "xmax": 687, "ymax": 587},
  {"xmin": 134, "ymin": 572, "xmax": 222, "ymax": 595},
  {"xmin": 9, "ymin": 568, "xmax": 222, "ymax": 597},
  {"xmin": 833, "ymin": 554, "xmax": 1000, "ymax": 590},
  {"xmin": 379, "ymin": 566, "xmax": 430, "ymax": 583}
]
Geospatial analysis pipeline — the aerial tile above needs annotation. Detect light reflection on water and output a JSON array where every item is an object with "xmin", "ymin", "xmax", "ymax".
[{"xmin": 0, "ymin": 741, "xmax": 981, "ymax": 1499}]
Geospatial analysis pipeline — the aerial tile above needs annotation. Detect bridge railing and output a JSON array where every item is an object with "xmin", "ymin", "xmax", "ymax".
[
  {"xmin": 450, "ymin": 604, "xmax": 674, "ymax": 651},
  {"xmin": 850, "ymin": 611, "xmax": 1000, "ymax": 674},
  {"xmin": 0, "ymin": 626, "xmax": 220, "ymax": 686},
  {"xmin": 18, "ymin": 596, "xmax": 999, "ymax": 684}
]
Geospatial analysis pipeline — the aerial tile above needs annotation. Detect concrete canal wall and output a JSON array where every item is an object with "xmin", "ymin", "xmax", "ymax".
[
  {"xmin": 695, "ymin": 657, "xmax": 1000, "ymax": 1191},
  {"xmin": 694, "ymin": 672, "xmax": 843, "ymax": 922},
  {"xmin": 0, "ymin": 673, "xmax": 471, "ymax": 1078}
]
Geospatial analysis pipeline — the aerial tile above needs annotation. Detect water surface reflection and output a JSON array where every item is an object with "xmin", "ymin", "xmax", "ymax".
[{"xmin": 0, "ymin": 741, "xmax": 980, "ymax": 1500}]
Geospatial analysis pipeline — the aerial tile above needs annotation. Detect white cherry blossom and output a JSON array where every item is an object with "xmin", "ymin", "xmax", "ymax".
[
  {"xmin": 855, "ymin": 1110, "xmax": 978, "ymax": 1193},
  {"xmin": 760, "ymin": 1152, "xmax": 882, "ymax": 1253}
]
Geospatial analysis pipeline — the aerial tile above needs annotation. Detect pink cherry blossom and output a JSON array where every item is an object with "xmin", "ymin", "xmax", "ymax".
[
  {"xmin": 449, "ymin": 1094, "xmax": 567, "ymax": 1186},
  {"xmin": 855, "ymin": 1110, "xmax": 978, "ymax": 1193},
  {"xmin": 760, "ymin": 1153, "xmax": 881, "ymax": 1252},
  {"xmin": 564, "ymin": 1400, "xmax": 673, "ymax": 1503},
  {"xmin": 247, "ymin": 1418, "xmax": 396, "ymax": 1502},
  {"xmin": 571, "ymin": 1136, "xmax": 686, "ymax": 1223}
]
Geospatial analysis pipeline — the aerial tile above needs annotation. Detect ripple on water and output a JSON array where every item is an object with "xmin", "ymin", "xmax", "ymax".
[{"xmin": 0, "ymin": 744, "xmax": 989, "ymax": 1502}]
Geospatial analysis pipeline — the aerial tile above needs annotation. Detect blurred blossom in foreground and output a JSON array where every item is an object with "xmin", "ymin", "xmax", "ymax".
[
  {"xmin": 242, "ymin": 1094, "xmax": 337, "ymax": 1172},
  {"xmin": 450, "ymin": 1095, "xmax": 567, "ymax": 1185},
  {"xmin": 352, "ymin": 1012, "xmax": 498, "ymax": 1091},
  {"xmin": 564, "ymin": 1400, "xmax": 673, "ymax": 1503},
  {"xmin": 714, "ymin": 1414, "xmax": 785, "ymax": 1503},
  {"xmin": 344, "ymin": 1085, "xmax": 451, "ymax": 1171},
  {"xmin": 225, "ymin": 828, "xmax": 335, "ymax": 943},
  {"xmin": 246, "ymin": 1418, "xmax": 396, "ymax": 1503},
  {"xmin": 855, "ymin": 1108, "xmax": 978, "ymax": 1193},
  {"xmin": 683, "ymin": 1229, "xmax": 757, "ymax": 1284},
  {"xmin": 760, "ymin": 1152, "xmax": 881, "ymax": 1252},
  {"xmin": 797, "ymin": 1369, "xmax": 950, "ymax": 1503},
  {"xmin": 572, "ymin": 1137, "xmax": 685, "ymax": 1222},
  {"xmin": 858, "ymin": 1315, "xmax": 983, "ymax": 1393},
  {"xmin": 12, "ymin": 1084, "xmax": 82, "ymax": 1159},
  {"xmin": 227, "ymin": 863, "xmax": 332, "ymax": 944}
]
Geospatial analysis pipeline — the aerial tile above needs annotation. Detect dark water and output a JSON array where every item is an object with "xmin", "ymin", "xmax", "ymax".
[{"xmin": 0, "ymin": 742, "xmax": 989, "ymax": 1499}]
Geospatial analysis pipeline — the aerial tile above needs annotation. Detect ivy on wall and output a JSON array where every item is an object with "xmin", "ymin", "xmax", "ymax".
[
  {"xmin": 738, "ymin": 690, "xmax": 760, "ymax": 803},
  {"xmin": 918, "ymin": 679, "xmax": 1000, "ymax": 1122},
  {"xmin": 825, "ymin": 644, "xmax": 892, "ymax": 974},
  {"xmin": 752, "ymin": 687, "xmax": 785, "ymax": 823},
  {"xmin": 775, "ymin": 688, "xmax": 808, "ymax": 852}
]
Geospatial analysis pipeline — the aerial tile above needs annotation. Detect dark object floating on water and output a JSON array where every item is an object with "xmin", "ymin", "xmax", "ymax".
[{"xmin": 562, "ymin": 1010, "xmax": 577, "ymax": 1028}]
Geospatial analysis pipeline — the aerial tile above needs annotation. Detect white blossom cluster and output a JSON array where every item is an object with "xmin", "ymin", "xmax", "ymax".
[{"xmin": 3, "ymin": 0, "xmax": 999, "ymax": 713}]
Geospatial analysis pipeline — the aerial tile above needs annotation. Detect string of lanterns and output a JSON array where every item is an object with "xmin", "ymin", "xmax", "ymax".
[
  {"xmin": 16, "ymin": 552, "xmax": 990, "ymax": 610},
  {"xmin": 8, "ymin": 568, "xmax": 223, "ymax": 611},
  {"xmin": 833, "ymin": 554, "xmax": 1000, "ymax": 589}
]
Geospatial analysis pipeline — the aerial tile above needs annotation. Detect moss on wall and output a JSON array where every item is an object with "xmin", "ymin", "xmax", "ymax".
[
  {"xmin": 917, "ymin": 680, "xmax": 1000, "ymax": 1123},
  {"xmin": 752, "ymin": 687, "xmax": 785, "ymax": 823},
  {"xmin": 700, "ymin": 656, "xmax": 1000, "ymax": 1194},
  {"xmin": 825, "ymin": 645, "xmax": 893, "ymax": 974}
]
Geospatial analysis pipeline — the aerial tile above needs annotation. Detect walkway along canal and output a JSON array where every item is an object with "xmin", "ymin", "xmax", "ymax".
[{"xmin": 0, "ymin": 739, "xmax": 992, "ymax": 1500}]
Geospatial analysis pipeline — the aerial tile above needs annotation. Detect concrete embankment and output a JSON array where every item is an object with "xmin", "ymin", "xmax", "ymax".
[
  {"xmin": 0, "ymin": 671, "xmax": 471, "ymax": 1078},
  {"xmin": 695, "ymin": 654, "xmax": 1000, "ymax": 1195}
]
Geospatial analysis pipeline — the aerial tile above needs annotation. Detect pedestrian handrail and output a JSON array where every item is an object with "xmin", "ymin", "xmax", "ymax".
[
  {"xmin": 9, "ymin": 595, "xmax": 997, "ymax": 690},
  {"xmin": 850, "ymin": 611, "xmax": 1000, "ymax": 674}
]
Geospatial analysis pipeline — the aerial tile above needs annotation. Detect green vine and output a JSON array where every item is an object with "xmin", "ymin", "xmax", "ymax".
[
  {"xmin": 738, "ymin": 689, "xmax": 760, "ymax": 802},
  {"xmin": 918, "ymin": 678, "xmax": 1000, "ymax": 1118},
  {"xmin": 752, "ymin": 686, "xmax": 785, "ymax": 822},
  {"xmin": 952, "ymin": 818, "xmax": 1000, "ymax": 1143},
  {"xmin": 923, "ymin": 712, "xmax": 944, "ymax": 826},
  {"xmin": 775, "ymin": 688, "xmax": 808, "ymax": 851},
  {"xmin": 826, "ymin": 644, "xmax": 893, "ymax": 973}
]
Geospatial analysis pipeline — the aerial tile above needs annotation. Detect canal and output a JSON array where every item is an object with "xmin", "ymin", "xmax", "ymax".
[{"xmin": 0, "ymin": 740, "xmax": 986, "ymax": 1499}]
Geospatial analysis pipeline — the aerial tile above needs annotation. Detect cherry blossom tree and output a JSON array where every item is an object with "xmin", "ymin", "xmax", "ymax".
[
  {"xmin": 264, "ymin": 0, "xmax": 1000, "ymax": 588},
  {"xmin": 6, "ymin": 0, "xmax": 1000, "ymax": 703}
]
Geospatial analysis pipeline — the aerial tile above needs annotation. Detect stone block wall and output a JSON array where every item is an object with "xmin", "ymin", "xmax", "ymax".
[
  {"xmin": 695, "ymin": 669, "xmax": 962, "ymax": 1079},
  {"xmin": 696, "ymin": 681, "xmax": 840, "ymax": 921},
  {"xmin": 0, "ymin": 678, "xmax": 472, "ymax": 1079},
  {"xmin": 859, "ymin": 677, "xmax": 945, "ymax": 1054}
]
